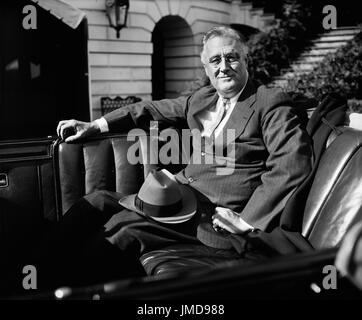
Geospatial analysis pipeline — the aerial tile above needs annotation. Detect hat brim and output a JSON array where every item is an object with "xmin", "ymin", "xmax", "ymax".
[{"xmin": 118, "ymin": 185, "xmax": 197, "ymax": 224}]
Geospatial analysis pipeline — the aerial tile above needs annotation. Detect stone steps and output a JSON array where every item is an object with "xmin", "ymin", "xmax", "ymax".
[
  {"xmin": 230, "ymin": 1, "xmax": 276, "ymax": 32},
  {"xmin": 317, "ymin": 27, "xmax": 360, "ymax": 36},
  {"xmin": 271, "ymin": 26, "xmax": 361, "ymax": 88}
]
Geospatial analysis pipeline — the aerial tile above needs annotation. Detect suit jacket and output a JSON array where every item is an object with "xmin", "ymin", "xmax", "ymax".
[
  {"xmin": 104, "ymin": 79, "xmax": 313, "ymax": 239},
  {"xmin": 231, "ymin": 93, "xmax": 348, "ymax": 256}
]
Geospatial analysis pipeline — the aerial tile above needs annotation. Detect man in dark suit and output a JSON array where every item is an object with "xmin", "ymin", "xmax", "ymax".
[{"xmin": 55, "ymin": 26, "xmax": 312, "ymax": 284}]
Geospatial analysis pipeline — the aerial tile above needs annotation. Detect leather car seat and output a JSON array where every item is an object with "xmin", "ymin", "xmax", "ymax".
[
  {"xmin": 140, "ymin": 127, "xmax": 362, "ymax": 275},
  {"xmin": 54, "ymin": 128, "xmax": 362, "ymax": 276}
]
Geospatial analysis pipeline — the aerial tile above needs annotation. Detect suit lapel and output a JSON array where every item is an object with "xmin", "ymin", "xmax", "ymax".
[
  {"xmin": 222, "ymin": 79, "xmax": 257, "ymax": 140},
  {"xmin": 186, "ymin": 79, "xmax": 257, "ymax": 140},
  {"xmin": 187, "ymin": 87, "xmax": 219, "ymax": 131}
]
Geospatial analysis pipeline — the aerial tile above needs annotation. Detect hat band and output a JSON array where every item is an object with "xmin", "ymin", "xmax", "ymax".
[{"xmin": 135, "ymin": 195, "xmax": 183, "ymax": 218}]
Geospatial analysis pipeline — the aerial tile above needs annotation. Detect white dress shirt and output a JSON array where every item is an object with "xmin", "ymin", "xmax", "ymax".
[{"xmin": 198, "ymin": 87, "xmax": 245, "ymax": 139}]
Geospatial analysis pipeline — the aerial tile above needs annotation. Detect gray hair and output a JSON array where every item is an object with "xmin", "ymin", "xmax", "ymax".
[{"xmin": 200, "ymin": 26, "xmax": 248, "ymax": 64}]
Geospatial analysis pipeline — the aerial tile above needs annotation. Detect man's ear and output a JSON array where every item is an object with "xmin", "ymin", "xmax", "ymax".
[{"xmin": 244, "ymin": 54, "xmax": 248, "ymax": 66}]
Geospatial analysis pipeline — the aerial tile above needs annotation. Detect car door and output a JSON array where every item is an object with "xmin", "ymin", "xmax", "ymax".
[{"xmin": 0, "ymin": 138, "xmax": 57, "ymax": 261}]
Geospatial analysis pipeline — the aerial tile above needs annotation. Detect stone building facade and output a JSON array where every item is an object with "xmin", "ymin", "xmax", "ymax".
[{"xmin": 67, "ymin": 0, "xmax": 274, "ymax": 119}]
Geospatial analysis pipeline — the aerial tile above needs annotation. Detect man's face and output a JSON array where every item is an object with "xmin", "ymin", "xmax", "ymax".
[{"xmin": 202, "ymin": 36, "xmax": 248, "ymax": 98}]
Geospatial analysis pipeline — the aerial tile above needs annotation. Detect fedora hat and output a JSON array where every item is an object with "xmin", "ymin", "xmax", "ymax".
[{"xmin": 118, "ymin": 169, "xmax": 197, "ymax": 224}]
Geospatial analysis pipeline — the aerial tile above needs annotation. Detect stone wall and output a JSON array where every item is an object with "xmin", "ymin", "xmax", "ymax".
[{"xmin": 67, "ymin": 0, "xmax": 274, "ymax": 119}]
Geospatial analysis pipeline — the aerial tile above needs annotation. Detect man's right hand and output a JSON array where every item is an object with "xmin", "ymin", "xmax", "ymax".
[{"xmin": 56, "ymin": 119, "xmax": 100, "ymax": 142}]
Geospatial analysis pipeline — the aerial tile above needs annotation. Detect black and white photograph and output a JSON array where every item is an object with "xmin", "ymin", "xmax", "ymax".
[{"xmin": 0, "ymin": 0, "xmax": 362, "ymax": 307}]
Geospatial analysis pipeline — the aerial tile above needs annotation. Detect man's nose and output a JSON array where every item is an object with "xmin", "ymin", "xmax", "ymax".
[{"xmin": 219, "ymin": 58, "xmax": 230, "ymax": 73}]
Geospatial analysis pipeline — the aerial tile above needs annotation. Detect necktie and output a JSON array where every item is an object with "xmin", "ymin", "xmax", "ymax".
[{"xmin": 204, "ymin": 97, "xmax": 230, "ymax": 137}]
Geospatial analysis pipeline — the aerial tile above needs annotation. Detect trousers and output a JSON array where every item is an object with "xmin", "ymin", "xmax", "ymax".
[{"xmin": 38, "ymin": 190, "xmax": 202, "ymax": 289}]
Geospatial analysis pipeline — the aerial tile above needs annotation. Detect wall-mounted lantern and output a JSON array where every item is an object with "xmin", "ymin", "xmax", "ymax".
[{"xmin": 105, "ymin": 0, "xmax": 129, "ymax": 38}]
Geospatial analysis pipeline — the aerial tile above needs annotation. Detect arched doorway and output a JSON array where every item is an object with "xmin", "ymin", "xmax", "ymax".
[{"xmin": 152, "ymin": 16, "xmax": 194, "ymax": 100}]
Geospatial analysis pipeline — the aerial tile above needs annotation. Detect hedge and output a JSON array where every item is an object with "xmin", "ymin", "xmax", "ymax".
[
  {"xmin": 285, "ymin": 29, "xmax": 362, "ymax": 101},
  {"xmin": 247, "ymin": 0, "xmax": 318, "ymax": 86}
]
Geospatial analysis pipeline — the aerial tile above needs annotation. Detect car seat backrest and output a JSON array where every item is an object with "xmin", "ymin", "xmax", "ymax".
[
  {"xmin": 54, "ymin": 132, "xmax": 181, "ymax": 215},
  {"xmin": 54, "ymin": 133, "xmax": 147, "ymax": 215},
  {"xmin": 302, "ymin": 128, "xmax": 362, "ymax": 249}
]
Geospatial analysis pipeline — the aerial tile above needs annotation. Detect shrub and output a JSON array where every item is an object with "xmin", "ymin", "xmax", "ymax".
[{"xmin": 247, "ymin": 0, "xmax": 318, "ymax": 86}]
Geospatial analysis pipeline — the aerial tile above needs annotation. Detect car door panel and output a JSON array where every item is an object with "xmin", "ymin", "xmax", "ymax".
[{"xmin": 0, "ymin": 138, "xmax": 57, "ymax": 256}]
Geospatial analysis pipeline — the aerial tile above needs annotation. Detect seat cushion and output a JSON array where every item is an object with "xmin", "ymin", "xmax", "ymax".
[
  {"xmin": 140, "ymin": 244, "xmax": 238, "ymax": 275},
  {"xmin": 140, "ymin": 243, "xmax": 265, "ymax": 276}
]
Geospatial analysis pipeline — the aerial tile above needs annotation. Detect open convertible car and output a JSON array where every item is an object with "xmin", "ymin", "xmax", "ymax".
[
  {"xmin": 1, "ymin": 0, "xmax": 362, "ymax": 300},
  {"xmin": 1, "ymin": 124, "xmax": 362, "ymax": 300}
]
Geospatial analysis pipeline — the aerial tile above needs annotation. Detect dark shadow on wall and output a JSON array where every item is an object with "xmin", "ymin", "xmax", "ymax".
[
  {"xmin": 0, "ymin": 0, "xmax": 90, "ymax": 141},
  {"xmin": 152, "ymin": 16, "xmax": 194, "ymax": 100},
  {"xmin": 151, "ymin": 20, "xmax": 165, "ymax": 100}
]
